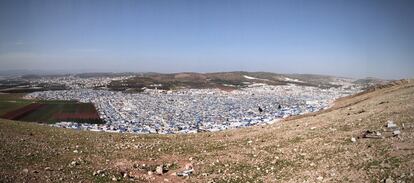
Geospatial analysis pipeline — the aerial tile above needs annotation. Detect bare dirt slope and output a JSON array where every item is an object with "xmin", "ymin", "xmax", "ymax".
[{"xmin": 1, "ymin": 80, "xmax": 413, "ymax": 183}]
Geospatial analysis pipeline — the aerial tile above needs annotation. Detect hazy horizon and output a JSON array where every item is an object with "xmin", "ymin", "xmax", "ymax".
[{"xmin": 1, "ymin": 0, "xmax": 414, "ymax": 80}]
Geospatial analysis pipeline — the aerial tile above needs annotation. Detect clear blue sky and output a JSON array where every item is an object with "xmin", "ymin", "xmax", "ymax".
[{"xmin": 0, "ymin": 0, "xmax": 413, "ymax": 79}]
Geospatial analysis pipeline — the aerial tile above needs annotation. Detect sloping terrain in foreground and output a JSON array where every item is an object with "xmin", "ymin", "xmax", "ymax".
[{"xmin": 1, "ymin": 80, "xmax": 413, "ymax": 183}]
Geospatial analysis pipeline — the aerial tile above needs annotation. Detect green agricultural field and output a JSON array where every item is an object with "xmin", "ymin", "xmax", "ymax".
[
  {"xmin": 17, "ymin": 103, "xmax": 102, "ymax": 124},
  {"xmin": 0, "ymin": 93, "xmax": 33, "ymax": 115},
  {"xmin": 0, "ymin": 93, "xmax": 27, "ymax": 100},
  {"xmin": 0, "ymin": 93, "xmax": 103, "ymax": 124},
  {"xmin": 0, "ymin": 101, "xmax": 31, "ymax": 116}
]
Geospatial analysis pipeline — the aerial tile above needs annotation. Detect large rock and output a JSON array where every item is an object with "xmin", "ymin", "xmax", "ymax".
[
  {"xmin": 387, "ymin": 120, "xmax": 397, "ymax": 128},
  {"xmin": 155, "ymin": 165, "xmax": 164, "ymax": 175},
  {"xmin": 351, "ymin": 137, "xmax": 357, "ymax": 142},
  {"xmin": 22, "ymin": 168, "xmax": 29, "ymax": 174},
  {"xmin": 385, "ymin": 177, "xmax": 394, "ymax": 183},
  {"xmin": 393, "ymin": 130, "xmax": 401, "ymax": 136}
]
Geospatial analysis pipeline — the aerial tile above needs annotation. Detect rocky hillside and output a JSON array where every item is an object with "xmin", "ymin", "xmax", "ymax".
[{"xmin": 0, "ymin": 80, "xmax": 413, "ymax": 183}]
